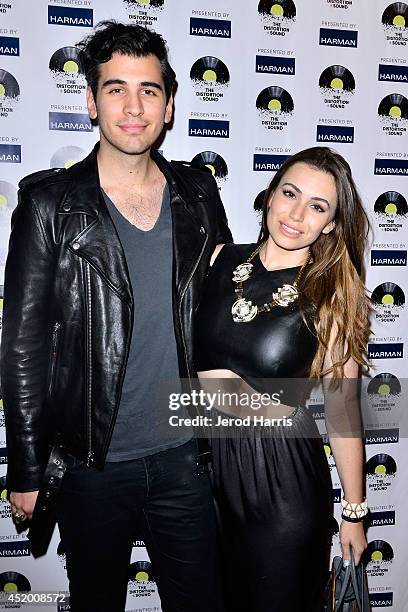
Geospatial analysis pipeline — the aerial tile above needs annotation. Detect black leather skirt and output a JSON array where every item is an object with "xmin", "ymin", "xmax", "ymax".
[{"xmin": 209, "ymin": 406, "xmax": 333, "ymax": 612}]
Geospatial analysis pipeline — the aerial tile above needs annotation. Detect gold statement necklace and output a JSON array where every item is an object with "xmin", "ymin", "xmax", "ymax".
[{"xmin": 231, "ymin": 242, "xmax": 310, "ymax": 323}]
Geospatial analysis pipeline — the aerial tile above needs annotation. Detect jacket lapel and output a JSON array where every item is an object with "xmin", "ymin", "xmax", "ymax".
[{"xmin": 59, "ymin": 145, "xmax": 133, "ymax": 306}]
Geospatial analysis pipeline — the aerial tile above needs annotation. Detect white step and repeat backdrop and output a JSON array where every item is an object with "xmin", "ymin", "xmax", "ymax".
[{"xmin": 0, "ymin": 0, "xmax": 407, "ymax": 610}]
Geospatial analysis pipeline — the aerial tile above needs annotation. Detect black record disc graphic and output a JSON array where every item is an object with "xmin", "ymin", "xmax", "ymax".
[
  {"xmin": 128, "ymin": 561, "xmax": 156, "ymax": 583},
  {"xmin": 0, "ymin": 571, "xmax": 31, "ymax": 591},
  {"xmin": 375, "ymin": 191, "xmax": 408, "ymax": 216},
  {"xmin": 258, "ymin": 0, "xmax": 296, "ymax": 19},
  {"xmin": 371, "ymin": 282, "xmax": 405, "ymax": 307},
  {"xmin": 0, "ymin": 475, "xmax": 7, "ymax": 499},
  {"xmin": 319, "ymin": 65, "xmax": 355, "ymax": 92},
  {"xmin": 364, "ymin": 540, "xmax": 394, "ymax": 563},
  {"xmin": 256, "ymin": 86, "xmax": 294, "ymax": 113},
  {"xmin": 378, "ymin": 93, "xmax": 408, "ymax": 119},
  {"xmin": 367, "ymin": 373, "xmax": 401, "ymax": 396},
  {"xmin": 190, "ymin": 57, "xmax": 230, "ymax": 85},
  {"xmin": 191, "ymin": 151, "xmax": 228, "ymax": 179},
  {"xmin": 254, "ymin": 189, "xmax": 266, "ymax": 212},
  {"xmin": 0, "ymin": 69, "xmax": 20, "ymax": 99},
  {"xmin": 366, "ymin": 453, "xmax": 397, "ymax": 476},
  {"xmin": 382, "ymin": 2, "xmax": 408, "ymax": 27},
  {"xmin": 49, "ymin": 47, "xmax": 83, "ymax": 75}
]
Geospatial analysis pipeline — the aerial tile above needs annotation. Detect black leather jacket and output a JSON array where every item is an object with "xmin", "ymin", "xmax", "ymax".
[{"xmin": 1, "ymin": 145, "xmax": 232, "ymax": 492}]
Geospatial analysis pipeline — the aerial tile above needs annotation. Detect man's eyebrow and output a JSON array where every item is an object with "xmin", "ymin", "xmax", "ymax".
[
  {"xmin": 282, "ymin": 182, "xmax": 331, "ymax": 207},
  {"xmin": 101, "ymin": 79, "xmax": 164, "ymax": 92}
]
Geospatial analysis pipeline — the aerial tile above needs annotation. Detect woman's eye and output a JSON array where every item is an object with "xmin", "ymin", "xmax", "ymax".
[
  {"xmin": 283, "ymin": 190, "xmax": 295, "ymax": 198},
  {"xmin": 311, "ymin": 203, "xmax": 325, "ymax": 213}
]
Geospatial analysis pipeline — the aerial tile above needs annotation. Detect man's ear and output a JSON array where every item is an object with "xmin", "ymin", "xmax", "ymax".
[
  {"xmin": 86, "ymin": 86, "xmax": 97, "ymax": 120},
  {"xmin": 164, "ymin": 94, "xmax": 174, "ymax": 124},
  {"xmin": 322, "ymin": 220, "xmax": 335, "ymax": 235}
]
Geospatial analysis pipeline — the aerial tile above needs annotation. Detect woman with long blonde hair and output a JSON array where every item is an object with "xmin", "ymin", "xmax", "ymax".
[{"xmin": 195, "ymin": 147, "xmax": 371, "ymax": 611}]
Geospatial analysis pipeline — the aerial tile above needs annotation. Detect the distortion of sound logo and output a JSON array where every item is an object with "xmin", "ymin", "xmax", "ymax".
[
  {"xmin": 374, "ymin": 191, "xmax": 407, "ymax": 233},
  {"xmin": 49, "ymin": 47, "xmax": 86, "ymax": 95},
  {"xmin": 0, "ymin": 571, "xmax": 31, "ymax": 592},
  {"xmin": 50, "ymin": 146, "xmax": 86, "ymax": 170},
  {"xmin": 128, "ymin": 561, "xmax": 157, "ymax": 599},
  {"xmin": 0, "ymin": 69, "xmax": 20, "ymax": 118},
  {"xmin": 366, "ymin": 453, "xmax": 397, "ymax": 494},
  {"xmin": 319, "ymin": 65, "xmax": 355, "ymax": 110},
  {"xmin": 326, "ymin": 0, "xmax": 353, "ymax": 10},
  {"xmin": 378, "ymin": 92, "xmax": 408, "ymax": 136},
  {"xmin": 0, "ymin": 475, "xmax": 11, "ymax": 520},
  {"xmin": 371, "ymin": 282, "xmax": 405, "ymax": 324},
  {"xmin": 363, "ymin": 540, "xmax": 394, "ymax": 577},
  {"xmin": 256, "ymin": 86, "xmax": 294, "ymax": 131},
  {"xmin": 122, "ymin": 0, "xmax": 165, "ymax": 27},
  {"xmin": 258, "ymin": 0, "xmax": 296, "ymax": 37},
  {"xmin": 367, "ymin": 372, "xmax": 401, "ymax": 414},
  {"xmin": 191, "ymin": 151, "xmax": 228, "ymax": 186},
  {"xmin": 190, "ymin": 57, "xmax": 230, "ymax": 103},
  {"xmin": 382, "ymin": 2, "xmax": 408, "ymax": 46}
]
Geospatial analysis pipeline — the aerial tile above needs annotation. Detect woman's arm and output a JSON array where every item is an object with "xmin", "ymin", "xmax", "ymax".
[{"xmin": 323, "ymin": 327, "xmax": 367, "ymax": 565}]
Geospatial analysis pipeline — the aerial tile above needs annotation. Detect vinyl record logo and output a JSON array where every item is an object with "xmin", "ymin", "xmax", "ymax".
[
  {"xmin": 374, "ymin": 191, "xmax": 407, "ymax": 233},
  {"xmin": 0, "ymin": 69, "xmax": 20, "ymax": 116},
  {"xmin": 258, "ymin": 0, "xmax": 296, "ymax": 37},
  {"xmin": 191, "ymin": 151, "xmax": 228, "ymax": 183},
  {"xmin": 254, "ymin": 189, "xmax": 266, "ymax": 212},
  {"xmin": 190, "ymin": 57, "xmax": 229, "ymax": 102},
  {"xmin": 0, "ymin": 181, "xmax": 17, "ymax": 211},
  {"xmin": 366, "ymin": 453, "xmax": 397, "ymax": 477},
  {"xmin": 49, "ymin": 47, "xmax": 86, "ymax": 94},
  {"xmin": 50, "ymin": 146, "xmax": 86, "ymax": 169},
  {"xmin": 378, "ymin": 93, "xmax": 408, "ymax": 135},
  {"xmin": 123, "ymin": 0, "xmax": 165, "ymax": 27},
  {"xmin": 319, "ymin": 65, "xmax": 355, "ymax": 109},
  {"xmin": 128, "ymin": 561, "xmax": 157, "ymax": 599},
  {"xmin": 368, "ymin": 373, "xmax": 401, "ymax": 397},
  {"xmin": 0, "ymin": 571, "xmax": 31, "ymax": 591},
  {"xmin": 372, "ymin": 282, "xmax": 405, "ymax": 324},
  {"xmin": 363, "ymin": 540, "xmax": 394, "ymax": 576},
  {"xmin": 383, "ymin": 2, "xmax": 408, "ymax": 45},
  {"xmin": 256, "ymin": 86, "xmax": 294, "ymax": 131},
  {"xmin": 0, "ymin": 475, "xmax": 11, "ymax": 519}
]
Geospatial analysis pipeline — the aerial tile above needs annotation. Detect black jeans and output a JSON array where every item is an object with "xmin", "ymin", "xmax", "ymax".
[{"xmin": 56, "ymin": 439, "xmax": 217, "ymax": 612}]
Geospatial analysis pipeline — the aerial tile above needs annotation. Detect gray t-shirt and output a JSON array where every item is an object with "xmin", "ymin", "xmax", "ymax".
[{"xmin": 103, "ymin": 185, "xmax": 192, "ymax": 461}]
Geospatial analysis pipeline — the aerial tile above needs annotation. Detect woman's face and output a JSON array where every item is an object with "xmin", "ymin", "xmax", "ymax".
[{"xmin": 266, "ymin": 162, "xmax": 338, "ymax": 252}]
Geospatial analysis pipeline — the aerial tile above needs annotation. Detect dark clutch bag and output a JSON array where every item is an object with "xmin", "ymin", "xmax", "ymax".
[{"xmin": 324, "ymin": 548, "xmax": 371, "ymax": 612}]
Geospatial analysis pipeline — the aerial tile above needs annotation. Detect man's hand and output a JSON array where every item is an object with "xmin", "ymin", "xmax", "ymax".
[{"xmin": 10, "ymin": 490, "xmax": 39, "ymax": 521}]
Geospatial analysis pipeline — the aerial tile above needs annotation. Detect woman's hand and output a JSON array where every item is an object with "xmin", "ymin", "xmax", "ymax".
[{"xmin": 339, "ymin": 520, "xmax": 367, "ymax": 566}]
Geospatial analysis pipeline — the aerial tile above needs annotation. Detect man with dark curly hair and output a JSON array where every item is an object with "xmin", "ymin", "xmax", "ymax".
[{"xmin": 2, "ymin": 20, "xmax": 232, "ymax": 612}]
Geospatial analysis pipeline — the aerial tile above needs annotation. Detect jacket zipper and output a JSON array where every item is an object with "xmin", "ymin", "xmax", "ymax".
[
  {"xmin": 48, "ymin": 322, "xmax": 61, "ymax": 397},
  {"xmin": 178, "ymin": 231, "xmax": 208, "ymax": 386},
  {"xmin": 85, "ymin": 260, "xmax": 94, "ymax": 467}
]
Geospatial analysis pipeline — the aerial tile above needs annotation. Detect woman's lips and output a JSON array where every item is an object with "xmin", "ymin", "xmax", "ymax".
[{"xmin": 279, "ymin": 222, "xmax": 303, "ymax": 238}]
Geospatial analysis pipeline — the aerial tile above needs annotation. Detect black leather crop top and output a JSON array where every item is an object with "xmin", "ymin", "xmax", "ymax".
[{"xmin": 195, "ymin": 244, "xmax": 318, "ymax": 397}]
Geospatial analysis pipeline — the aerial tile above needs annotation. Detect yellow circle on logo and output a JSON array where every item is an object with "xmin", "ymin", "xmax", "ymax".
[
  {"xmin": 203, "ymin": 69, "xmax": 217, "ymax": 82},
  {"xmin": 271, "ymin": 4, "xmax": 284, "ymax": 16},
  {"xmin": 378, "ymin": 383, "xmax": 390, "ymax": 395},
  {"xmin": 63, "ymin": 60, "xmax": 79, "ymax": 75},
  {"xmin": 0, "ymin": 83, "xmax": 5, "ymax": 97},
  {"xmin": 1, "ymin": 488, "xmax": 7, "ymax": 499},
  {"xmin": 385, "ymin": 202, "xmax": 397, "ymax": 214},
  {"xmin": 136, "ymin": 571, "xmax": 149, "ymax": 582},
  {"xmin": 375, "ymin": 464, "xmax": 386, "ymax": 475},
  {"xmin": 268, "ymin": 98, "xmax": 281, "ymax": 111},
  {"xmin": 205, "ymin": 164, "xmax": 216, "ymax": 176},
  {"xmin": 371, "ymin": 550, "xmax": 383, "ymax": 561},
  {"xmin": 4, "ymin": 583, "xmax": 18, "ymax": 592},
  {"xmin": 324, "ymin": 444, "xmax": 331, "ymax": 456},
  {"xmin": 0, "ymin": 194, "xmax": 7, "ymax": 208},
  {"xmin": 393, "ymin": 15, "xmax": 405, "ymax": 27},
  {"xmin": 137, "ymin": 0, "xmax": 151, "ymax": 4},
  {"xmin": 389, "ymin": 105, "xmax": 401, "ymax": 118},
  {"xmin": 64, "ymin": 159, "xmax": 77, "ymax": 169},
  {"xmin": 382, "ymin": 294, "xmax": 394, "ymax": 305},
  {"xmin": 331, "ymin": 78, "xmax": 344, "ymax": 90}
]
